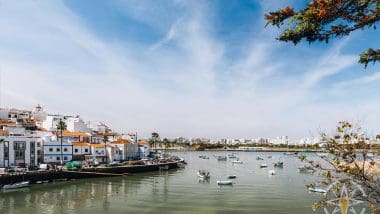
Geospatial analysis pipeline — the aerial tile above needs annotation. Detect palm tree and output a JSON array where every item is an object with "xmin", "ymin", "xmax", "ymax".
[
  {"xmin": 103, "ymin": 134, "xmax": 109, "ymax": 164},
  {"xmin": 56, "ymin": 118, "xmax": 67, "ymax": 165},
  {"xmin": 151, "ymin": 132, "xmax": 159, "ymax": 151}
]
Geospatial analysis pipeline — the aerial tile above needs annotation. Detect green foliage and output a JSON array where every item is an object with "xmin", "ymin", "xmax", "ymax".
[
  {"xmin": 265, "ymin": 0, "xmax": 379, "ymax": 67},
  {"xmin": 56, "ymin": 119, "xmax": 67, "ymax": 131}
]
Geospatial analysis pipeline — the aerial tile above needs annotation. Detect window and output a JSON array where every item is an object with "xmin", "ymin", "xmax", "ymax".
[
  {"xmin": 49, "ymin": 148, "xmax": 53, "ymax": 152},
  {"xmin": 14, "ymin": 141, "xmax": 25, "ymax": 161},
  {"xmin": 56, "ymin": 148, "xmax": 60, "ymax": 152},
  {"xmin": 4, "ymin": 141, "xmax": 9, "ymax": 160},
  {"xmin": 63, "ymin": 148, "xmax": 68, "ymax": 152},
  {"xmin": 37, "ymin": 142, "xmax": 41, "ymax": 147},
  {"xmin": 56, "ymin": 156, "xmax": 60, "ymax": 161},
  {"xmin": 63, "ymin": 156, "xmax": 68, "ymax": 160},
  {"xmin": 74, "ymin": 149, "xmax": 78, "ymax": 153},
  {"xmin": 85, "ymin": 149, "xmax": 88, "ymax": 153}
]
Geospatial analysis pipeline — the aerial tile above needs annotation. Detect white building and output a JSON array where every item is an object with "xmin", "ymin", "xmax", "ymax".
[
  {"xmin": 0, "ymin": 135, "xmax": 40, "ymax": 168},
  {"xmin": 66, "ymin": 116, "xmax": 91, "ymax": 133},
  {"xmin": 43, "ymin": 141, "xmax": 73, "ymax": 163},
  {"xmin": 111, "ymin": 139, "xmax": 139, "ymax": 161},
  {"xmin": 72, "ymin": 142, "xmax": 91, "ymax": 161},
  {"xmin": 86, "ymin": 121, "xmax": 110, "ymax": 133},
  {"xmin": 42, "ymin": 114, "xmax": 65, "ymax": 131}
]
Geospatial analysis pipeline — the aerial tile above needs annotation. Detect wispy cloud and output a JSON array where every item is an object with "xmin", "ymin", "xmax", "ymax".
[{"xmin": 0, "ymin": 0, "xmax": 379, "ymax": 139}]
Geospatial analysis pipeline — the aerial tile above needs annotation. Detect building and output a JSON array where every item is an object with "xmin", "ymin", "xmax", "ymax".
[
  {"xmin": 111, "ymin": 139, "xmax": 139, "ymax": 161},
  {"xmin": 72, "ymin": 142, "xmax": 91, "ymax": 161},
  {"xmin": 66, "ymin": 116, "xmax": 91, "ymax": 133},
  {"xmin": 0, "ymin": 135, "xmax": 40, "ymax": 167},
  {"xmin": 42, "ymin": 141, "xmax": 73, "ymax": 163}
]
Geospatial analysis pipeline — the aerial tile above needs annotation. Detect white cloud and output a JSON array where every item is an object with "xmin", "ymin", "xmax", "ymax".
[{"xmin": 0, "ymin": 1, "xmax": 379, "ymax": 140}]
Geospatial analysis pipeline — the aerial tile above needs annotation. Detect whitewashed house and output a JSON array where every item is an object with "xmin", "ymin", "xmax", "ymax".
[
  {"xmin": 111, "ymin": 139, "xmax": 139, "ymax": 161},
  {"xmin": 72, "ymin": 142, "xmax": 91, "ymax": 161},
  {"xmin": 42, "ymin": 140, "xmax": 73, "ymax": 163}
]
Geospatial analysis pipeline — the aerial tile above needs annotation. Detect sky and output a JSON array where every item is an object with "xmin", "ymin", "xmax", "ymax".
[{"xmin": 0, "ymin": 0, "xmax": 379, "ymax": 139}]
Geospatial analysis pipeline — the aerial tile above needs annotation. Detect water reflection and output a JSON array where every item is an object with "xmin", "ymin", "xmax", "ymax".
[{"xmin": 0, "ymin": 152, "xmax": 332, "ymax": 214}]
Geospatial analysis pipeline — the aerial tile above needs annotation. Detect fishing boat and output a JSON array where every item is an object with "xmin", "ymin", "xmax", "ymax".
[
  {"xmin": 227, "ymin": 175, "xmax": 237, "ymax": 179},
  {"xmin": 274, "ymin": 161, "xmax": 284, "ymax": 168},
  {"xmin": 308, "ymin": 188, "xmax": 327, "ymax": 193},
  {"xmin": 256, "ymin": 156, "xmax": 264, "ymax": 160},
  {"xmin": 298, "ymin": 166, "xmax": 315, "ymax": 173},
  {"xmin": 260, "ymin": 164, "xmax": 268, "ymax": 168},
  {"xmin": 268, "ymin": 170, "xmax": 276, "ymax": 175},
  {"xmin": 3, "ymin": 181, "xmax": 31, "ymax": 190},
  {"xmin": 217, "ymin": 180, "xmax": 233, "ymax": 185},
  {"xmin": 197, "ymin": 170, "xmax": 210, "ymax": 179},
  {"xmin": 217, "ymin": 156, "xmax": 227, "ymax": 161}
]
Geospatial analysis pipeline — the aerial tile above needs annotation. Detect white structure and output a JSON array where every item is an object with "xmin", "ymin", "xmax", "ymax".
[
  {"xmin": 42, "ymin": 114, "xmax": 65, "ymax": 131},
  {"xmin": 138, "ymin": 140, "xmax": 150, "ymax": 158},
  {"xmin": 43, "ymin": 141, "xmax": 73, "ymax": 163},
  {"xmin": 0, "ymin": 136, "xmax": 40, "ymax": 167},
  {"xmin": 88, "ymin": 144, "xmax": 107, "ymax": 163},
  {"xmin": 111, "ymin": 139, "xmax": 139, "ymax": 161},
  {"xmin": 86, "ymin": 121, "xmax": 110, "ymax": 133},
  {"xmin": 72, "ymin": 142, "xmax": 91, "ymax": 160},
  {"xmin": 66, "ymin": 116, "xmax": 91, "ymax": 133}
]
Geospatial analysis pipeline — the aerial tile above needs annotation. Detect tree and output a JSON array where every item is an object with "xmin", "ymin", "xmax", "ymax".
[
  {"xmin": 265, "ymin": 0, "xmax": 379, "ymax": 68},
  {"xmin": 298, "ymin": 122, "xmax": 380, "ymax": 212},
  {"xmin": 151, "ymin": 132, "xmax": 159, "ymax": 151},
  {"xmin": 56, "ymin": 118, "xmax": 67, "ymax": 165},
  {"xmin": 103, "ymin": 134, "xmax": 109, "ymax": 163}
]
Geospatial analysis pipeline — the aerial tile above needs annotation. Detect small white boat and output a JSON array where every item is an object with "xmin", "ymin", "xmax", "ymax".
[
  {"xmin": 284, "ymin": 152, "xmax": 293, "ymax": 155},
  {"xmin": 316, "ymin": 153, "xmax": 329, "ymax": 157},
  {"xmin": 217, "ymin": 180, "xmax": 233, "ymax": 185},
  {"xmin": 3, "ymin": 181, "xmax": 31, "ymax": 190},
  {"xmin": 274, "ymin": 161, "xmax": 284, "ymax": 168},
  {"xmin": 268, "ymin": 156, "xmax": 273, "ymax": 159},
  {"xmin": 308, "ymin": 188, "xmax": 327, "ymax": 193},
  {"xmin": 256, "ymin": 156, "xmax": 264, "ymax": 160},
  {"xmin": 260, "ymin": 164, "xmax": 268, "ymax": 168},
  {"xmin": 298, "ymin": 167, "xmax": 315, "ymax": 173},
  {"xmin": 268, "ymin": 170, "xmax": 276, "ymax": 175},
  {"xmin": 232, "ymin": 160, "xmax": 243, "ymax": 164},
  {"xmin": 197, "ymin": 170, "xmax": 210, "ymax": 179}
]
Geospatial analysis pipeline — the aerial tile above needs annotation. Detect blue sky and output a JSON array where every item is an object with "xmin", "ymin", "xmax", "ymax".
[{"xmin": 0, "ymin": 0, "xmax": 379, "ymax": 139}]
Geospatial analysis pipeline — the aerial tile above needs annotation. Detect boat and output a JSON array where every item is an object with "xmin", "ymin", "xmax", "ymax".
[
  {"xmin": 256, "ymin": 156, "xmax": 264, "ymax": 160},
  {"xmin": 274, "ymin": 161, "xmax": 284, "ymax": 168},
  {"xmin": 228, "ymin": 154, "xmax": 237, "ymax": 159},
  {"xmin": 298, "ymin": 166, "xmax": 315, "ymax": 173},
  {"xmin": 35, "ymin": 181, "xmax": 43, "ymax": 184},
  {"xmin": 316, "ymin": 153, "xmax": 329, "ymax": 157},
  {"xmin": 217, "ymin": 180, "xmax": 233, "ymax": 185},
  {"xmin": 284, "ymin": 152, "xmax": 293, "ymax": 155},
  {"xmin": 268, "ymin": 170, "xmax": 276, "ymax": 175},
  {"xmin": 3, "ymin": 181, "xmax": 31, "ymax": 190},
  {"xmin": 227, "ymin": 175, "xmax": 237, "ymax": 179},
  {"xmin": 267, "ymin": 156, "xmax": 273, "ymax": 159},
  {"xmin": 308, "ymin": 188, "xmax": 327, "ymax": 193},
  {"xmin": 232, "ymin": 159, "xmax": 243, "ymax": 164},
  {"xmin": 217, "ymin": 156, "xmax": 227, "ymax": 161},
  {"xmin": 197, "ymin": 170, "xmax": 210, "ymax": 179},
  {"xmin": 260, "ymin": 164, "xmax": 268, "ymax": 168},
  {"xmin": 199, "ymin": 155, "xmax": 209, "ymax": 159}
]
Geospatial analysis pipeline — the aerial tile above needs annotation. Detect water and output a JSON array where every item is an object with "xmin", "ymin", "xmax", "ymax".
[{"xmin": 0, "ymin": 152, "xmax": 330, "ymax": 214}]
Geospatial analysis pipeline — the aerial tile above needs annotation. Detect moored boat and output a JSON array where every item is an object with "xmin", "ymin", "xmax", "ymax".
[
  {"xmin": 232, "ymin": 159, "xmax": 243, "ymax": 164},
  {"xmin": 274, "ymin": 161, "xmax": 284, "ymax": 168},
  {"xmin": 256, "ymin": 156, "xmax": 264, "ymax": 160},
  {"xmin": 260, "ymin": 164, "xmax": 268, "ymax": 168},
  {"xmin": 227, "ymin": 154, "xmax": 237, "ymax": 159},
  {"xmin": 217, "ymin": 180, "xmax": 233, "ymax": 185},
  {"xmin": 308, "ymin": 188, "xmax": 327, "ymax": 193},
  {"xmin": 3, "ymin": 181, "xmax": 31, "ymax": 190},
  {"xmin": 227, "ymin": 175, "xmax": 237, "ymax": 179},
  {"xmin": 268, "ymin": 170, "xmax": 276, "ymax": 175},
  {"xmin": 298, "ymin": 166, "xmax": 315, "ymax": 173},
  {"xmin": 217, "ymin": 156, "xmax": 227, "ymax": 161},
  {"xmin": 197, "ymin": 170, "xmax": 210, "ymax": 179}
]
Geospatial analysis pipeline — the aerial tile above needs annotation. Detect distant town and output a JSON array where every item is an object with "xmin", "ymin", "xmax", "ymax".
[{"xmin": 1, "ymin": 105, "xmax": 380, "ymax": 169}]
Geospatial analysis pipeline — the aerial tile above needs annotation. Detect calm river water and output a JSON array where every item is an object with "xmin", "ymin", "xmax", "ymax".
[{"xmin": 0, "ymin": 152, "xmax": 340, "ymax": 214}]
